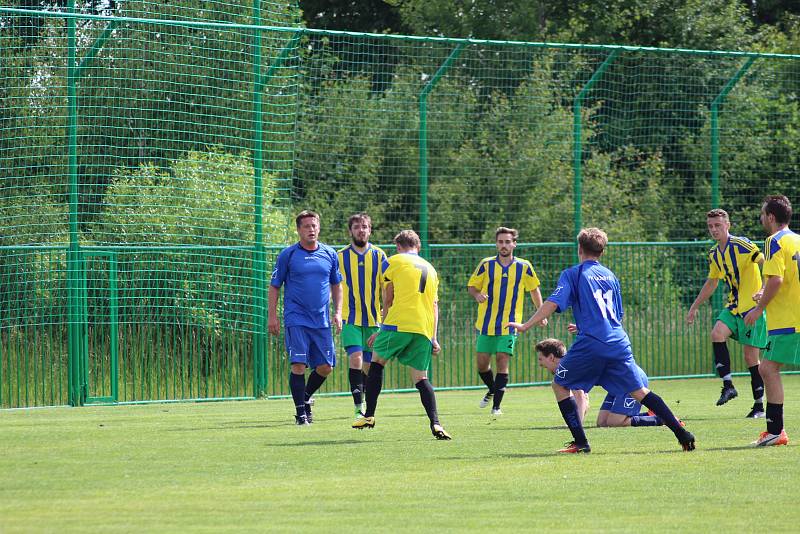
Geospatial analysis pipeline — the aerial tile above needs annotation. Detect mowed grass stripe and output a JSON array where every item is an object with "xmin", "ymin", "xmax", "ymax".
[{"xmin": 2, "ymin": 376, "xmax": 798, "ymax": 532}]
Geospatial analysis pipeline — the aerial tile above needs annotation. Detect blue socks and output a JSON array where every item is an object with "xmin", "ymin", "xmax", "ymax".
[
  {"xmin": 289, "ymin": 372, "xmax": 305, "ymax": 417},
  {"xmin": 558, "ymin": 396, "xmax": 588, "ymax": 446}
]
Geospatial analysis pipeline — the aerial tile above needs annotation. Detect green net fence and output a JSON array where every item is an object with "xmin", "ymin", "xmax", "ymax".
[{"xmin": 2, "ymin": 6, "xmax": 799, "ymax": 407}]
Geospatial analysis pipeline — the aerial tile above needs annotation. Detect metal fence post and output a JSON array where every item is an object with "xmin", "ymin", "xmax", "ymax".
[
  {"xmin": 573, "ymin": 50, "xmax": 619, "ymax": 261},
  {"xmin": 418, "ymin": 43, "xmax": 465, "ymax": 259}
]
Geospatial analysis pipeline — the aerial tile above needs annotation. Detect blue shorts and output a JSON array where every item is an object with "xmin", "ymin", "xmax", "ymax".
[
  {"xmin": 601, "ymin": 392, "xmax": 642, "ymax": 417},
  {"xmin": 285, "ymin": 326, "xmax": 336, "ymax": 368},
  {"xmin": 553, "ymin": 336, "xmax": 646, "ymax": 397}
]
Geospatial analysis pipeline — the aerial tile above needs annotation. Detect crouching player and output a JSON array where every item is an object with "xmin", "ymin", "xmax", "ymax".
[{"xmin": 536, "ymin": 338, "xmax": 682, "ymax": 428}]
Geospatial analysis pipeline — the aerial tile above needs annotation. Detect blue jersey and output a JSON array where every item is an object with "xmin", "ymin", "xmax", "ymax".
[
  {"xmin": 270, "ymin": 242, "xmax": 342, "ymax": 329},
  {"xmin": 548, "ymin": 260, "xmax": 630, "ymax": 348}
]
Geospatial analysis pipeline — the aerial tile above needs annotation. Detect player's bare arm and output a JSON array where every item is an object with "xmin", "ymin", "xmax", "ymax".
[
  {"xmin": 530, "ymin": 287, "xmax": 548, "ymax": 327},
  {"xmin": 744, "ymin": 275, "xmax": 782, "ymax": 326},
  {"xmin": 506, "ymin": 300, "xmax": 557, "ymax": 333},
  {"xmin": 331, "ymin": 282, "xmax": 343, "ymax": 334},
  {"xmin": 686, "ymin": 278, "xmax": 719, "ymax": 325},
  {"xmin": 368, "ymin": 282, "xmax": 394, "ymax": 348},
  {"xmin": 267, "ymin": 285, "xmax": 281, "ymax": 335},
  {"xmin": 468, "ymin": 285, "xmax": 488, "ymax": 303},
  {"xmin": 432, "ymin": 300, "xmax": 441, "ymax": 354}
]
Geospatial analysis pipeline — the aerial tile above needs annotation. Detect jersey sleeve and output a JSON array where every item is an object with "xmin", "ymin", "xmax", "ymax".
[
  {"xmin": 522, "ymin": 262, "xmax": 541, "ymax": 292},
  {"xmin": 707, "ymin": 250, "xmax": 723, "ymax": 280},
  {"xmin": 467, "ymin": 261, "xmax": 486, "ymax": 289},
  {"xmin": 547, "ymin": 269, "xmax": 573, "ymax": 313},
  {"xmin": 269, "ymin": 248, "xmax": 289, "ymax": 288},
  {"xmin": 763, "ymin": 236, "xmax": 787, "ymax": 278},
  {"xmin": 329, "ymin": 248, "xmax": 343, "ymax": 284},
  {"xmin": 383, "ymin": 257, "xmax": 395, "ymax": 283}
]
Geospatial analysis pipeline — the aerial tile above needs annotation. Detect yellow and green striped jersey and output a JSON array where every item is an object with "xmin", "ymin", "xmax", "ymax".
[
  {"xmin": 763, "ymin": 229, "xmax": 800, "ymax": 335},
  {"xmin": 707, "ymin": 235, "xmax": 764, "ymax": 316},
  {"xmin": 468, "ymin": 256, "xmax": 540, "ymax": 336},
  {"xmin": 338, "ymin": 244, "xmax": 387, "ymax": 327}
]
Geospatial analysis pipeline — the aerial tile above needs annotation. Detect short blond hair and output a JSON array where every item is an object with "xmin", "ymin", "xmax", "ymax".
[
  {"xmin": 577, "ymin": 227, "xmax": 608, "ymax": 256},
  {"xmin": 393, "ymin": 230, "xmax": 421, "ymax": 250},
  {"xmin": 495, "ymin": 227, "xmax": 518, "ymax": 240}
]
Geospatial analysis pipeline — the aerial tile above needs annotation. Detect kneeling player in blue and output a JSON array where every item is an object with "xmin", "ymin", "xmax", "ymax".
[
  {"xmin": 536, "ymin": 338, "xmax": 681, "ymax": 428},
  {"xmin": 508, "ymin": 228, "xmax": 695, "ymax": 453}
]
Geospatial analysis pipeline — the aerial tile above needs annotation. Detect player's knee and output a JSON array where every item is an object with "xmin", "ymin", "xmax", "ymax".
[
  {"xmin": 316, "ymin": 364, "xmax": 333, "ymax": 376},
  {"xmin": 710, "ymin": 324, "xmax": 730, "ymax": 342}
]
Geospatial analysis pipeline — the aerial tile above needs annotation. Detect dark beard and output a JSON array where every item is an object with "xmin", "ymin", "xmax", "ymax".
[{"xmin": 352, "ymin": 238, "xmax": 367, "ymax": 248}]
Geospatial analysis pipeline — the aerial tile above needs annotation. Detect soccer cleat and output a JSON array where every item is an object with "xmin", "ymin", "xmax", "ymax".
[
  {"xmin": 354, "ymin": 405, "xmax": 365, "ymax": 418},
  {"xmin": 295, "ymin": 414, "xmax": 310, "ymax": 426},
  {"xmin": 751, "ymin": 429, "xmax": 789, "ymax": 447},
  {"xmin": 745, "ymin": 405, "xmax": 766, "ymax": 419},
  {"xmin": 490, "ymin": 408, "xmax": 503, "ymax": 416},
  {"xmin": 479, "ymin": 393, "xmax": 493, "ymax": 409},
  {"xmin": 352, "ymin": 416, "xmax": 375, "ymax": 429},
  {"xmin": 558, "ymin": 441, "xmax": 591, "ymax": 454},
  {"xmin": 678, "ymin": 430, "xmax": 696, "ymax": 451},
  {"xmin": 431, "ymin": 424, "xmax": 452, "ymax": 440},
  {"xmin": 304, "ymin": 402, "xmax": 313, "ymax": 424},
  {"xmin": 716, "ymin": 386, "xmax": 738, "ymax": 406}
]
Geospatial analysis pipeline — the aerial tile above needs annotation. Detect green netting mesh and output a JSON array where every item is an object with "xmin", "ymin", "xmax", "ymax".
[{"xmin": 2, "ymin": 6, "xmax": 799, "ymax": 408}]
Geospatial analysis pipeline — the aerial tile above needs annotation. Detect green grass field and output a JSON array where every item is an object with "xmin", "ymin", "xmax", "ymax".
[{"xmin": 2, "ymin": 376, "xmax": 799, "ymax": 532}]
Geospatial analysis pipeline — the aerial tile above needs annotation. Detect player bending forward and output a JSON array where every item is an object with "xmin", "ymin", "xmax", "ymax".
[{"xmin": 508, "ymin": 228, "xmax": 695, "ymax": 453}]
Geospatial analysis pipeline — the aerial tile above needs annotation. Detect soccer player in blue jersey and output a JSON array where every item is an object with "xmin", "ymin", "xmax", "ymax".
[
  {"xmin": 508, "ymin": 228, "xmax": 695, "ymax": 453},
  {"xmin": 338, "ymin": 213, "xmax": 387, "ymax": 419},
  {"xmin": 468, "ymin": 227, "xmax": 544, "ymax": 415},
  {"xmin": 686, "ymin": 209, "xmax": 767, "ymax": 417},
  {"xmin": 268, "ymin": 210, "xmax": 343, "ymax": 426},
  {"xmin": 744, "ymin": 195, "xmax": 799, "ymax": 446}
]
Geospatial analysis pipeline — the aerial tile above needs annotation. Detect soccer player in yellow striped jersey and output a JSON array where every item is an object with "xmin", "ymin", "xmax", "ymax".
[
  {"xmin": 338, "ymin": 213, "xmax": 387, "ymax": 419},
  {"xmin": 744, "ymin": 195, "xmax": 800, "ymax": 446},
  {"xmin": 687, "ymin": 209, "xmax": 767, "ymax": 417},
  {"xmin": 352, "ymin": 230, "xmax": 451, "ymax": 440},
  {"xmin": 468, "ymin": 227, "xmax": 545, "ymax": 415}
]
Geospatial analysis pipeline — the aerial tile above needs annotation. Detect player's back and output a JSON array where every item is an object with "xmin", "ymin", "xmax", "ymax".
[
  {"xmin": 383, "ymin": 253, "xmax": 438, "ymax": 340},
  {"xmin": 764, "ymin": 229, "xmax": 800, "ymax": 334},
  {"xmin": 570, "ymin": 260, "xmax": 629, "ymax": 346}
]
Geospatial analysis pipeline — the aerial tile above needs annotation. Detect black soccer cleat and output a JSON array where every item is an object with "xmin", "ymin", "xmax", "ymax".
[
  {"xmin": 716, "ymin": 386, "xmax": 738, "ymax": 406},
  {"xmin": 304, "ymin": 402, "xmax": 313, "ymax": 424},
  {"xmin": 745, "ymin": 404, "xmax": 766, "ymax": 418},
  {"xmin": 295, "ymin": 414, "xmax": 310, "ymax": 426},
  {"xmin": 678, "ymin": 430, "xmax": 696, "ymax": 451},
  {"xmin": 431, "ymin": 424, "xmax": 452, "ymax": 440}
]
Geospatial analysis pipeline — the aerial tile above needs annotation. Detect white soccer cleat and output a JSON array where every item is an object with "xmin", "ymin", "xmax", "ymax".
[
  {"xmin": 491, "ymin": 408, "xmax": 503, "ymax": 416},
  {"xmin": 479, "ymin": 393, "xmax": 493, "ymax": 409}
]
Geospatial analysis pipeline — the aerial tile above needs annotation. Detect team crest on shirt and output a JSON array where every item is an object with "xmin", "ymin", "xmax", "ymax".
[
  {"xmin": 624, "ymin": 397, "xmax": 636, "ymax": 408},
  {"xmin": 502, "ymin": 273, "xmax": 508, "ymax": 278},
  {"xmin": 555, "ymin": 365, "xmax": 568, "ymax": 379}
]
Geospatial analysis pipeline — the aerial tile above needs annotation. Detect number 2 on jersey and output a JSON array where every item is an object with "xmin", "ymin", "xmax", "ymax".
[{"xmin": 592, "ymin": 288, "xmax": 617, "ymax": 321}]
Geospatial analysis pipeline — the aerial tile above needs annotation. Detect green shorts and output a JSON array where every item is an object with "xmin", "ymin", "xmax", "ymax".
[
  {"xmin": 341, "ymin": 324, "xmax": 379, "ymax": 356},
  {"xmin": 764, "ymin": 332, "xmax": 800, "ymax": 365},
  {"xmin": 716, "ymin": 308, "xmax": 768, "ymax": 349},
  {"xmin": 475, "ymin": 334, "xmax": 517, "ymax": 355},
  {"xmin": 372, "ymin": 329, "xmax": 432, "ymax": 372}
]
